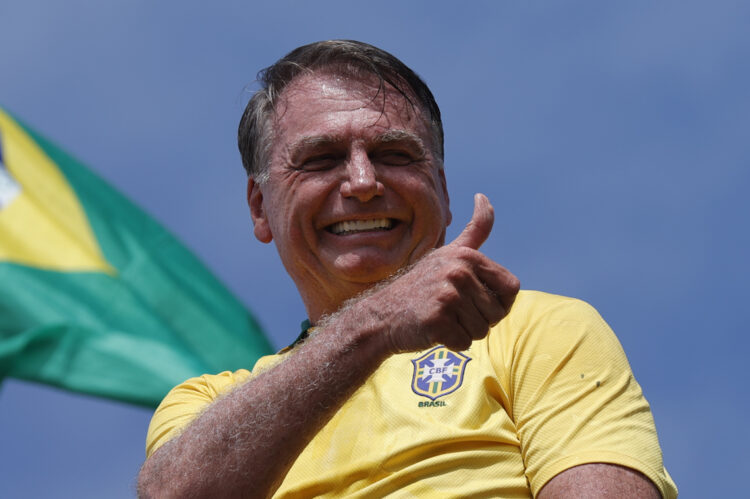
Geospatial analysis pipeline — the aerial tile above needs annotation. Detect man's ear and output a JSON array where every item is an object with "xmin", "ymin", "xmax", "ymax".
[
  {"xmin": 438, "ymin": 168, "xmax": 452, "ymax": 227},
  {"xmin": 247, "ymin": 177, "xmax": 273, "ymax": 243}
]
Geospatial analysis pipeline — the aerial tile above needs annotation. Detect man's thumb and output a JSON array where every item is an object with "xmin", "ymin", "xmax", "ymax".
[{"xmin": 450, "ymin": 193, "xmax": 494, "ymax": 250}]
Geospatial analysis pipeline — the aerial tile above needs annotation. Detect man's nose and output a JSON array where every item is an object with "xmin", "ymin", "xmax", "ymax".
[{"xmin": 340, "ymin": 150, "xmax": 385, "ymax": 202}]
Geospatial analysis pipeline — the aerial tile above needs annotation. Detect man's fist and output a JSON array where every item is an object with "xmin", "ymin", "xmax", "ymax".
[{"xmin": 352, "ymin": 194, "xmax": 520, "ymax": 354}]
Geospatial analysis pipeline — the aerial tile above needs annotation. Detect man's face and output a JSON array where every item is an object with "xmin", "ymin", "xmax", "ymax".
[{"xmin": 248, "ymin": 72, "xmax": 451, "ymax": 319}]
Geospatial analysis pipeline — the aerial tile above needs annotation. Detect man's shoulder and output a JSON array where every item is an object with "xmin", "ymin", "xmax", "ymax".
[
  {"xmin": 188, "ymin": 351, "xmax": 288, "ymax": 389},
  {"xmin": 492, "ymin": 289, "xmax": 616, "ymax": 354},
  {"xmin": 174, "ymin": 368, "xmax": 254, "ymax": 396},
  {"xmin": 153, "ymin": 361, "xmax": 277, "ymax": 420},
  {"xmin": 508, "ymin": 289, "xmax": 603, "ymax": 324}
]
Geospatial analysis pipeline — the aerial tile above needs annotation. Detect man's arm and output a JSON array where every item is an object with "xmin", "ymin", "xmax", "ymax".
[
  {"xmin": 538, "ymin": 463, "xmax": 661, "ymax": 499},
  {"xmin": 138, "ymin": 307, "xmax": 393, "ymax": 498},
  {"xmin": 499, "ymin": 289, "xmax": 674, "ymax": 498},
  {"xmin": 137, "ymin": 194, "xmax": 520, "ymax": 498}
]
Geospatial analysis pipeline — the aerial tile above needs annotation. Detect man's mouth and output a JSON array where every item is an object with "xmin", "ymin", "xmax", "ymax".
[{"xmin": 327, "ymin": 218, "xmax": 394, "ymax": 235}]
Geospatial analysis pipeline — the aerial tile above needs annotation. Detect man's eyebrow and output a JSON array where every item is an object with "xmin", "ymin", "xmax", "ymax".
[
  {"xmin": 286, "ymin": 130, "xmax": 426, "ymax": 157},
  {"xmin": 285, "ymin": 135, "xmax": 343, "ymax": 164},
  {"xmin": 287, "ymin": 135, "xmax": 340, "ymax": 154},
  {"xmin": 374, "ymin": 130, "xmax": 426, "ymax": 154}
]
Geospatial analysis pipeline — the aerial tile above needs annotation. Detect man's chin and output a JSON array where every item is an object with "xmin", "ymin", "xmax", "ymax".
[{"xmin": 329, "ymin": 254, "xmax": 405, "ymax": 285}]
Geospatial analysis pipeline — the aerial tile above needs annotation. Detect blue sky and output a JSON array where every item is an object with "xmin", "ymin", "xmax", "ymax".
[{"xmin": 1, "ymin": 1, "xmax": 748, "ymax": 496}]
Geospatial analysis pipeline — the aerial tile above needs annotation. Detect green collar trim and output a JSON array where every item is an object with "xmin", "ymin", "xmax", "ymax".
[{"xmin": 283, "ymin": 319, "xmax": 312, "ymax": 351}]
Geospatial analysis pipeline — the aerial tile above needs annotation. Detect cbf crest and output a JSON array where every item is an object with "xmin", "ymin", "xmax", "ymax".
[{"xmin": 411, "ymin": 346, "xmax": 471, "ymax": 400}]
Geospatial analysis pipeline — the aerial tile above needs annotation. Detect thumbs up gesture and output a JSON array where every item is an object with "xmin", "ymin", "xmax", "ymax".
[
  {"xmin": 450, "ymin": 192, "xmax": 495, "ymax": 250},
  {"xmin": 350, "ymin": 194, "xmax": 520, "ymax": 353}
]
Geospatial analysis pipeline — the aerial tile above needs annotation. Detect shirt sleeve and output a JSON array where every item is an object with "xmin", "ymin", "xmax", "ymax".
[
  {"xmin": 145, "ymin": 369, "xmax": 252, "ymax": 458},
  {"xmin": 496, "ymin": 292, "xmax": 677, "ymax": 498}
]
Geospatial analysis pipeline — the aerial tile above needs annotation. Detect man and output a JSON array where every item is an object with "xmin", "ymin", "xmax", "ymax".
[{"xmin": 138, "ymin": 40, "xmax": 676, "ymax": 498}]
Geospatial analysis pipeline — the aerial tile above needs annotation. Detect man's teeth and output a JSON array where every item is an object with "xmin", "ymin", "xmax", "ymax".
[{"xmin": 329, "ymin": 218, "xmax": 393, "ymax": 235}]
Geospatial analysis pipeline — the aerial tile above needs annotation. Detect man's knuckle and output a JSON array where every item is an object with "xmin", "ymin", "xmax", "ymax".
[
  {"xmin": 436, "ymin": 286, "xmax": 461, "ymax": 305},
  {"xmin": 471, "ymin": 324, "xmax": 490, "ymax": 339},
  {"xmin": 454, "ymin": 246, "xmax": 477, "ymax": 260},
  {"xmin": 444, "ymin": 264, "xmax": 472, "ymax": 284}
]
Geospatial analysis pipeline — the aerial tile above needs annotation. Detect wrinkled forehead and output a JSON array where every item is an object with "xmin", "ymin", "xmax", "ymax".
[{"xmin": 273, "ymin": 70, "xmax": 429, "ymax": 134}]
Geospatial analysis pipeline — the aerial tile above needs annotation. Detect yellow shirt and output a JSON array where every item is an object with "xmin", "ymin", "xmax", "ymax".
[{"xmin": 146, "ymin": 291, "xmax": 677, "ymax": 498}]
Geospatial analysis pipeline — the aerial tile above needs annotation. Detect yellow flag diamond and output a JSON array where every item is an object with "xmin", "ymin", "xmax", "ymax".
[{"xmin": 0, "ymin": 109, "xmax": 114, "ymax": 274}]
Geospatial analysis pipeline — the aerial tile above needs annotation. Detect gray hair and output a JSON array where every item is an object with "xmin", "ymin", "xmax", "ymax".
[{"xmin": 238, "ymin": 40, "xmax": 444, "ymax": 182}]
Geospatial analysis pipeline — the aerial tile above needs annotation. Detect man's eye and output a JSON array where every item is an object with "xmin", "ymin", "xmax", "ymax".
[
  {"xmin": 301, "ymin": 155, "xmax": 340, "ymax": 171},
  {"xmin": 373, "ymin": 151, "xmax": 414, "ymax": 166}
]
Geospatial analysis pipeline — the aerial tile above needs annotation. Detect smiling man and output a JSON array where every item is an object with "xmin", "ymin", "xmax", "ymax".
[{"xmin": 137, "ymin": 41, "xmax": 676, "ymax": 498}]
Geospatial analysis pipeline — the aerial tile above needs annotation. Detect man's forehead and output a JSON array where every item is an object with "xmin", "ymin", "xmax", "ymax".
[
  {"xmin": 294, "ymin": 73, "xmax": 369, "ymax": 98},
  {"xmin": 275, "ymin": 71, "xmax": 420, "ymax": 121}
]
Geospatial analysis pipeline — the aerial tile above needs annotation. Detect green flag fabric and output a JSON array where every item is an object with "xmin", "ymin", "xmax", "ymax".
[{"xmin": 0, "ymin": 107, "xmax": 273, "ymax": 407}]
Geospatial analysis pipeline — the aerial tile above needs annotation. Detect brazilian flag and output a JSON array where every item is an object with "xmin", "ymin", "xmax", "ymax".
[{"xmin": 0, "ymin": 107, "xmax": 273, "ymax": 407}]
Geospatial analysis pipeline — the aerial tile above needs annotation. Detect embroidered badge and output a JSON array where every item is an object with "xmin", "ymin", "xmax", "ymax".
[{"xmin": 411, "ymin": 346, "xmax": 471, "ymax": 401}]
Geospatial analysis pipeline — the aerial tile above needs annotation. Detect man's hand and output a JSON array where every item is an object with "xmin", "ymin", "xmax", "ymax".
[{"xmin": 349, "ymin": 193, "xmax": 520, "ymax": 353}]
